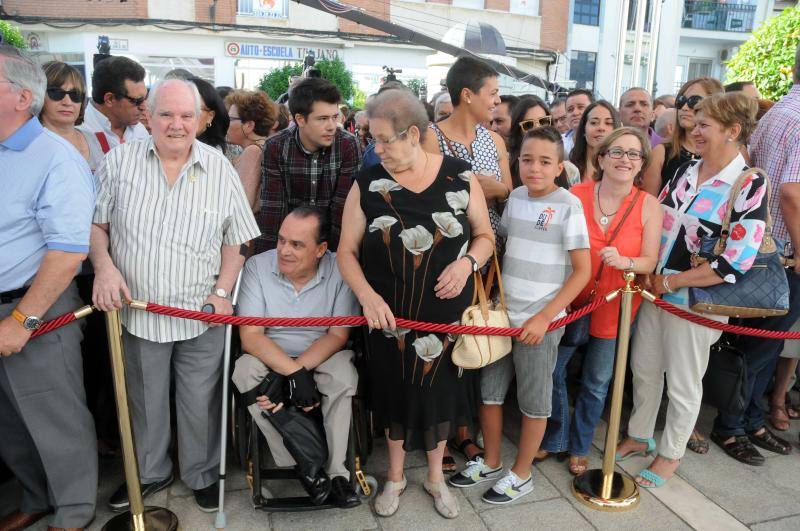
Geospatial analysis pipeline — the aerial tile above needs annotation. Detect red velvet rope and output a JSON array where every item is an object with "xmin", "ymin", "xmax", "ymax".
[
  {"xmin": 651, "ymin": 298, "xmax": 800, "ymax": 340},
  {"xmin": 31, "ymin": 312, "xmax": 76, "ymax": 338}
]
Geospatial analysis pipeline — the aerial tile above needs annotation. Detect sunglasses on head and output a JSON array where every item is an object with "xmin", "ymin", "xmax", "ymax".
[
  {"xmin": 518, "ymin": 115, "xmax": 553, "ymax": 132},
  {"xmin": 676, "ymin": 94, "xmax": 703, "ymax": 110},
  {"xmin": 46, "ymin": 87, "xmax": 83, "ymax": 104}
]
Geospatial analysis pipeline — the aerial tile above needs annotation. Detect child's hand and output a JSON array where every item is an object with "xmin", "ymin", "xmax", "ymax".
[{"xmin": 519, "ymin": 313, "xmax": 550, "ymax": 345}]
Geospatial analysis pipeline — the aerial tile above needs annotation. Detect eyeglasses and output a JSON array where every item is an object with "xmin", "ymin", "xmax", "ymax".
[
  {"xmin": 118, "ymin": 93, "xmax": 147, "ymax": 107},
  {"xmin": 518, "ymin": 116, "xmax": 553, "ymax": 132},
  {"xmin": 603, "ymin": 147, "xmax": 644, "ymax": 161},
  {"xmin": 676, "ymin": 94, "xmax": 703, "ymax": 110},
  {"xmin": 373, "ymin": 128, "xmax": 408, "ymax": 146},
  {"xmin": 46, "ymin": 87, "xmax": 84, "ymax": 104}
]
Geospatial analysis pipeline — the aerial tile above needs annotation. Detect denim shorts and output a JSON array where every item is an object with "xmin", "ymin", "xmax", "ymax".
[{"xmin": 480, "ymin": 328, "xmax": 563, "ymax": 418}]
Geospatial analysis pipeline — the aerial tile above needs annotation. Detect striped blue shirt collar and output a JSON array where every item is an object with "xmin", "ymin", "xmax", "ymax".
[{"xmin": 1, "ymin": 116, "xmax": 43, "ymax": 151}]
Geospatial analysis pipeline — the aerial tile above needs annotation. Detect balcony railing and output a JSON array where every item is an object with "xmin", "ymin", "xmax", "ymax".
[{"xmin": 682, "ymin": 1, "xmax": 756, "ymax": 33}]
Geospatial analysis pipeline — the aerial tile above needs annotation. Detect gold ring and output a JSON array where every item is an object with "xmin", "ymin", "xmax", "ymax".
[{"xmin": 373, "ymin": 319, "xmax": 380, "ymax": 327}]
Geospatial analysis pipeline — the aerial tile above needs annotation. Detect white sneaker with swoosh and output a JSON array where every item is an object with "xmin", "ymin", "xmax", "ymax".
[
  {"xmin": 448, "ymin": 456, "xmax": 504, "ymax": 488},
  {"xmin": 481, "ymin": 470, "xmax": 534, "ymax": 504}
]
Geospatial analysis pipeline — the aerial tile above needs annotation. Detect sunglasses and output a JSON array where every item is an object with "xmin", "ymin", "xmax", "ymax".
[
  {"xmin": 118, "ymin": 93, "xmax": 147, "ymax": 107},
  {"xmin": 604, "ymin": 147, "xmax": 644, "ymax": 161},
  {"xmin": 518, "ymin": 115, "xmax": 553, "ymax": 132},
  {"xmin": 46, "ymin": 87, "xmax": 83, "ymax": 104},
  {"xmin": 676, "ymin": 94, "xmax": 703, "ymax": 110}
]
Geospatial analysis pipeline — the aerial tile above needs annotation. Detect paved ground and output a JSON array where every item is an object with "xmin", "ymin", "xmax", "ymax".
[{"xmin": 3, "ymin": 401, "xmax": 800, "ymax": 530}]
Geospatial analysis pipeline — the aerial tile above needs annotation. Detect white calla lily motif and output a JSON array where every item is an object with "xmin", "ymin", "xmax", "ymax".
[
  {"xmin": 369, "ymin": 215, "xmax": 398, "ymax": 245},
  {"xmin": 458, "ymin": 171, "xmax": 473, "ymax": 182},
  {"xmin": 446, "ymin": 190, "xmax": 469, "ymax": 215},
  {"xmin": 369, "ymin": 179, "xmax": 402, "ymax": 204},
  {"xmin": 413, "ymin": 334, "xmax": 443, "ymax": 362},
  {"xmin": 383, "ymin": 327, "xmax": 411, "ymax": 351},
  {"xmin": 432, "ymin": 212, "xmax": 463, "ymax": 241},
  {"xmin": 399, "ymin": 225, "xmax": 434, "ymax": 269}
]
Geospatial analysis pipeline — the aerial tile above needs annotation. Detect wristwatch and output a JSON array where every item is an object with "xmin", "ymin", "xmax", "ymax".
[
  {"xmin": 213, "ymin": 287, "xmax": 229, "ymax": 299},
  {"xmin": 463, "ymin": 254, "xmax": 479, "ymax": 272},
  {"xmin": 11, "ymin": 309, "xmax": 42, "ymax": 331}
]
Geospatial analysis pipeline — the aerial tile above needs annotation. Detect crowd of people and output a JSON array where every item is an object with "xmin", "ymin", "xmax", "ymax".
[{"xmin": 0, "ymin": 38, "xmax": 799, "ymax": 530}]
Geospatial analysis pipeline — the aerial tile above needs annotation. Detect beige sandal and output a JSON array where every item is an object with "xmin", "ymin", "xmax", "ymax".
[
  {"xmin": 423, "ymin": 480, "xmax": 459, "ymax": 519},
  {"xmin": 374, "ymin": 476, "xmax": 407, "ymax": 517}
]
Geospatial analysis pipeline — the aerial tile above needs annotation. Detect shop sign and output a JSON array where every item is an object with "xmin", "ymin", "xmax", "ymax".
[
  {"xmin": 251, "ymin": 0, "xmax": 289, "ymax": 19},
  {"xmin": 225, "ymin": 42, "xmax": 339, "ymax": 61},
  {"xmin": 110, "ymin": 38, "xmax": 129, "ymax": 51}
]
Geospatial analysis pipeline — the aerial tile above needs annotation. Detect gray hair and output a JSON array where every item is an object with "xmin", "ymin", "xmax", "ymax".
[
  {"xmin": 366, "ymin": 89, "xmax": 429, "ymax": 142},
  {"xmin": 619, "ymin": 86, "xmax": 652, "ymax": 107},
  {"xmin": 654, "ymin": 108, "xmax": 676, "ymax": 138},
  {"xmin": 0, "ymin": 45, "xmax": 46, "ymax": 116},
  {"xmin": 434, "ymin": 92, "xmax": 452, "ymax": 117},
  {"xmin": 354, "ymin": 110, "xmax": 367, "ymax": 122},
  {"xmin": 146, "ymin": 78, "xmax": 201, "ymax": 116}
]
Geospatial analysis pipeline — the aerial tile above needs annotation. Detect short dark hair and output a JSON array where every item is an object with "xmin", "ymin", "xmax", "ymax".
[
  {"xmin": 499, "ymin": 94, "xmax": 520, "ymax": 109},
  {"xmin": 288, "ymin": 206, "xmax": 330, "ymax": 244},
  {"xmin": 91, "ymin": 56, "xmax": 145, "ymax": 104},
  {"xmin": 724, "ymin": 81, "xmax": 754, "ymax": 93},
  {"xmin": 190, "ymin": 77, "xmax": 230, "ymax": 154},
  {"xmin": 521, "ymin": 126, "xmax": 565, "ymax": 163},
  {"xmin": 288, "ymin": 77, "xmax": 341, "ymax": 118},
  {"xmin": 550, "ymin": 97, "xmax": 566, "ymax": 108},
  {"xmin": 446, "ymin": 56, "xmax": 498, "ymax": 106},
  {"xmin": 566, "ymin": 88, "xmax": 595, "ymax": 105}
]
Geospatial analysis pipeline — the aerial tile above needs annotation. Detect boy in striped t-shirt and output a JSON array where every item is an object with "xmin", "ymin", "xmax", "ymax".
[{"xmin": 450, "ymin": 127, "xmax": 591, "ymax": 504}]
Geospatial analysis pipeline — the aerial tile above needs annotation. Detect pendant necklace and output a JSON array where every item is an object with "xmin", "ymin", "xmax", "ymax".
[{"xmin": 596, "ymin": 182, "xmax": 619, "ymax": 226}]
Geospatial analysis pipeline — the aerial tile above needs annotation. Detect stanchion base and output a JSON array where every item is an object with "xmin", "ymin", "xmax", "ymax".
[
  {"xmin": 102, "ymin": 507, "xmax": 179, "ymax": 531},
  {"xmin": 572, "ymin": 469, "xmax": 640, "ymax": 512}
]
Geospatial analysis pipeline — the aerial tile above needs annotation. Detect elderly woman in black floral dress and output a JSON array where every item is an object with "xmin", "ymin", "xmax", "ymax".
[{"xmin": 338, "ymin": 89, "xmax": 494, "ymax": 519}]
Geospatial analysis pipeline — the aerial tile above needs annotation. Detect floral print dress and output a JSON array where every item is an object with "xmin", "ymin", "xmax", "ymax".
[{"xmin": 358, "ymin": 156, "xmax": 475, "ymax": 452}]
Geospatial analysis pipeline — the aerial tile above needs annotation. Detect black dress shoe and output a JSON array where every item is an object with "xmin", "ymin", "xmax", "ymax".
[
  {"xmin": 193, "ymin": 482, "xmax": 219, "ymax": 513},
  {"xmin": 108, "ymin": 474, "xmax": 174, "ymax": 511},
  {"xmin": 748, "ymin": 427, "xmax": 792, "ymax": 455},
  {"xmin": 328, "ymin": 476, "xmax": 361, "ymax": 509},
  {"xmin": 710, "ymin": 433, "xmax": 765, "ymax": 466}
]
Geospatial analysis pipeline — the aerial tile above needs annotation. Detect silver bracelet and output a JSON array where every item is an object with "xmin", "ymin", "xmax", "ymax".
[
  {"xmin": 627, "ymin": 257, "xmax": 635, "ymax": 271},
  {"xmin": 662, "ymin": 274, "xmax": 675, "ymax": 294}
]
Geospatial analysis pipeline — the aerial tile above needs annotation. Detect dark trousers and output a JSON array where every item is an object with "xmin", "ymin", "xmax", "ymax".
[{"xmin": 714, "ymin": 269, "xmax": 800, "ymax": 437}]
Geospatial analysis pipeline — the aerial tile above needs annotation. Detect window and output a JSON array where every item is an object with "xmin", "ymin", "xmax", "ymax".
[
  {"xmin": 237, "ymin": 0, "xmax": 253, "ymax": 14},
  {"xmin": 452, "ymin": 0, "xmax": 485, "ymax": 9},
  {"xmin": 510, "ymin": 0, "xmax": 538, "ymax": 15},
  {"xmin": 687, "ymin": 58, "xmax": 712, "ymax": 80},
  {"xmin": 573, "ymin": 0, "xmax": 601, "ymax": 26},
  {"xmin": 570, "ymin": 50, "xmax": 597, "ymax": 90}
]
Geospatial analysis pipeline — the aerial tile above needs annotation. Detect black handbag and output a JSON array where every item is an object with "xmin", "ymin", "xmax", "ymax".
[
  {"xmin": 689, "ymin": 168, "xmax": 790, "ymax": 318},
  {"xmin": 702, "ymin": 335, "xmax": 747, "ymax": 416}
]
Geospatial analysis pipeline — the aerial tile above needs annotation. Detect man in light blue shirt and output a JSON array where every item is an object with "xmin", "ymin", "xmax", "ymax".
[{"xmin": 0, "ymin": 45, "xmax": 97, "ymax": 531}]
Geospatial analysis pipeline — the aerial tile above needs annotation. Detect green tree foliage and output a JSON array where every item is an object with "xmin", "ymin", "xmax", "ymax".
[
  {"xmin": 726, "ymin": 6, "xmax": 800, "ymax": 100},
  {"xmin": 258, "ymin": 57, "xmax": 355, "ymax": 102},
  {"xmin": 0, "ymin": 21, "xmax": 27, "ymax": 49},
  {"xmin": 406, "ymin": 78, "xmax": 424, "ymax": 98}
]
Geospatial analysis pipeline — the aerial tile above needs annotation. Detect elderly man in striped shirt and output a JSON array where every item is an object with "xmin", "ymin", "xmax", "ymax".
[{"xmin": 89, "ymin": 78, "xmax": 261, "ymax": 512}]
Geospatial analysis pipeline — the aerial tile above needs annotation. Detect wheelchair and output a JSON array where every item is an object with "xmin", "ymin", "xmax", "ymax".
[{"xmin": 227, "ymin": 329, "xmax": 377, "ymax": 512}]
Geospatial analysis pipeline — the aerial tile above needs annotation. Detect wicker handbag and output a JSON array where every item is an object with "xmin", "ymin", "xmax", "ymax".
[
  {"xmin": 689, "ymin": 168, "xmax": 790, "ymax": 318},
  {"xmin": 452, "ymin": 250, "xmax": 512, "ymax": 369}
]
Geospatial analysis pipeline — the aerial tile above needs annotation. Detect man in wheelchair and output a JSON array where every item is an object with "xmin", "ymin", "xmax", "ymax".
[{"xmin": 231, "ymin": 207, "xmax": 361, "ymax": 508}]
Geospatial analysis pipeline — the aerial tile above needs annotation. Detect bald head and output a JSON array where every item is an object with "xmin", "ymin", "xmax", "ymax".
[{"xmin": 654, "ymin": 108, "xmax": 676, "ymax": 139}]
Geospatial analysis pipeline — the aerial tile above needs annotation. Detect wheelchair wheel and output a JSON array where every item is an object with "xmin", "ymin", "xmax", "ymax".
[
  {"xmin": 355, "ymin": 474, "xmax": 378, "ymax": 500},
  {"xmin": 229, "ymin": 393, "xmax": 249, "ymax": 468}
]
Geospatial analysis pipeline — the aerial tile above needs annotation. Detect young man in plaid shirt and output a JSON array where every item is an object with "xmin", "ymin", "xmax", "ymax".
[{"xmin": 255, "ymin": 78, "xmax": 362, "ymax": 254}]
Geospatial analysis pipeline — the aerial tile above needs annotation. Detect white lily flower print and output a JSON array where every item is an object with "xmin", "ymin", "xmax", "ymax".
[
  {"xmin": 457, "ymin": 241, "xmax": 468, "ymax": 259},
  {"xmin": 432, "ymin": 212, "xmax": 463, "ymax": 239},
  {"xmin": 369, "ymin": 179, "xmax": 402, "ymax": 204},
  {"xmin": 446, "ymin": 190, "xmax": 469, "ymax": 215},
  {"xmin": 413, "ymin": 334, "xmax": 443, "ymax": 362},
  {"xmin": 399, "ymin": 225, "xmax": 434, "ymax": 256},
  {"xmin": 458, "ymin": 171, "xmax": 473, "ymax": 182},
  {"xmin": 369, "ymin": 215, "xmax": 398, "ymax": 245}
]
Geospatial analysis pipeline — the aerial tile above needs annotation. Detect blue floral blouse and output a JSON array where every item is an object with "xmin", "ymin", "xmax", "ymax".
[{"xmin": 656, "ymin": 153, "xmax": 769, "ymax": 306}]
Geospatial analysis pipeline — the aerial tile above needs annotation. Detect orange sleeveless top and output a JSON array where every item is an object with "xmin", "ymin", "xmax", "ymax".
[{"xmin": 570, "ymin": 181, "xmax": 646, "ymax": 339}]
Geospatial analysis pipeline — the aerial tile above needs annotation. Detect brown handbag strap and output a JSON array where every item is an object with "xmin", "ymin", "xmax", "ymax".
[
  {"xmin": 592, "ymin": 188, "xmax": 643, "ymax": 285},
  {"xmin": 714, "ymin": 167, "xmax": 775, "ymax": 256}
]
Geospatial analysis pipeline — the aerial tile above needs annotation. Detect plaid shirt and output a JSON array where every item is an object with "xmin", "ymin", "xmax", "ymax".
[
  {"xmin": 749, "ymin": 84, "xmax": 800, "ymax": 255},
  {"xmin": 255, "ymin": 126, "xmax": 362, "ymax": 254}
]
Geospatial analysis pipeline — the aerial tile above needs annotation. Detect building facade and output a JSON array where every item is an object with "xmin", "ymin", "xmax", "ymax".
[{"xmin": 4, "ymin": 0, "xmax": 569, "ymax": 99}]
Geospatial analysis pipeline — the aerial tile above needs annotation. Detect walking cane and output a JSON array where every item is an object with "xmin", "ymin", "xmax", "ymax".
[
  {"xmin": 215, "ymin": 271, "xmax": 243, "ymax": 530},
  {"xmin": 572, "ymin": 271, "xmax": 640, "ymax": 511},
  {"xmin": 102, "ymin": 309, "xmax": 179, "ymax": 530}
]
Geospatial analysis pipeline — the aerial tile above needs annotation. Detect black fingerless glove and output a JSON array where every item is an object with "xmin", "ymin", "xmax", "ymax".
[
  {"xmin": 257, "ymin": 371, "xmax": 287, "ymax": 405},
  {"xmin": 288, "ymin": 367, "xmax": 321, "ymax": 408}
]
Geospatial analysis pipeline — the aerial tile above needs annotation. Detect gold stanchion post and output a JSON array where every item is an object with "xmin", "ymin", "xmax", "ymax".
[
  {"xmin": 572, "ymin": 271, "xmax": 640, "ymax": 511},
  {"xmin": 102, "ymin": 309, "xmax": 179, "ymax": 531}
]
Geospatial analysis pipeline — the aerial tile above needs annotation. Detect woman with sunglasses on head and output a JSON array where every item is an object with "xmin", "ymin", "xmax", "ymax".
[
  {"xmin": 538, "ymin": 128, "xmax": 662, "ymax": 475},
  {"xmin": 224, "ymin": 90, "xmax": 279, "ymax": 210},
  {"xmin": 641, "ymin": 77, "xmax": 724, "ymax": 197},
  {"xmin": 616, "ymin": 92, "xmax": 767, "ymax": 486},
  {"xmin": 508, "ymin": 97, "xmax": 581, "ymax": 189},
  {"xmin": 569, "ymin": 101, "xmax": 620, "ymax": 185},
  {"xmin": 40, "ymin": 61, "xmax": 104, "ymax": 172}
]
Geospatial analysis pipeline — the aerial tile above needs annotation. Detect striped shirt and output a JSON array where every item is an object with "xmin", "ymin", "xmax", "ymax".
[
  {"xmin": 499, "ymin": 186, "xmax": 590, "ymax": 327},
  {"xmin": 749, "ymin": 84, "xmax": 800, "ymax": 255},
  {"xmin": 94, "ymin": 138, "xmax": 261, "ymax": 343}
]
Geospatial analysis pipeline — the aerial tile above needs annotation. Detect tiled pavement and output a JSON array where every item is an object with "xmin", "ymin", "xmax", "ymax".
[{"xmin": 3, "ymin": 403, "xmax": 800, "ymax": 530}]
